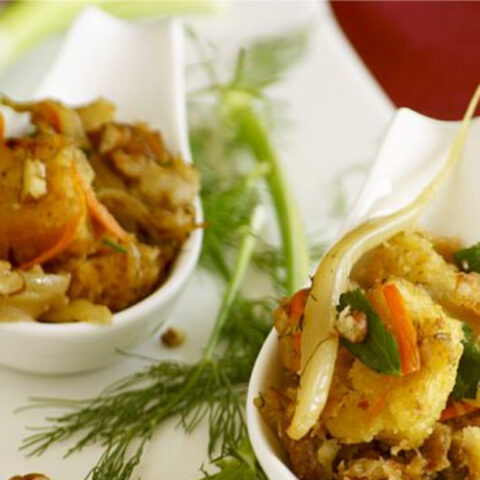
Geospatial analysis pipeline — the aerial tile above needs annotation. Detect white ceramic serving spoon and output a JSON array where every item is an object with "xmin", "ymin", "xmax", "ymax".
[
  {"xmin": 247, "ymin": 106, "xmax": 480, "ymax": 479},
  {"xmin": 0, "ymin": 7, "xmax": 202, "ymax": 374}
]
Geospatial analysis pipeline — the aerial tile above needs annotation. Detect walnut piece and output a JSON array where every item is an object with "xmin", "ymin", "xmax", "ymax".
[
  {"xmin": 335, "ymin": 306, "xmax": 368, "ymax": 343},
  {"xmin": 21, "ymin": 158, "xmax": 47, "ymax": 201}
]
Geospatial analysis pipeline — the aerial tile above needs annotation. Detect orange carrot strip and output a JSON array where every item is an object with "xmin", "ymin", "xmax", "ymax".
[
  {"xmin": 382, "ymin": 284, "xmax": 420, "ymax": 375},
  {"xmin": 40, "ymin": 102, "xmax": 61, "ymax": 131},
  {"xmin": 73, "ymin": 167, "xmax": 131, "ymax": 243},
  {"xmin": 441, "ymin": 401, "xmax": 480, "ymax": 422},
  {"xmin": 288, "ymin": 288, "xmax": 310, "ymax": 325},
  {"xmin": 20, "ymin": 168, "xmax": 86, "ymax": 270},
  {"xmin": 0, "ymin": 112, "xmax": 4, "ymax": 141},
  {"xmin": 20, "ymin": 215, "xmax": 82, "ymax": 270}
]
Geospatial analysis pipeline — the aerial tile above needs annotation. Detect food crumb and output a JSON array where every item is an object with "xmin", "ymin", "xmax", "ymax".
[{"xmin": 161, "ymin": 327, "xmax": 185, "ymax": 348}]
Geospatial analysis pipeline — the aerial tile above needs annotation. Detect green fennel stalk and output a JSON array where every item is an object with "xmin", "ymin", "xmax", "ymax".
[
  {"xmin": 203, "ymin": 206, "xmax": 265, "ymax": 358},
  {"xmin": 224, "ymin": 92, "xmax": 309, "ymax": 293},
  {"xmin": 194, "ymin": 29, "xmax": 311, "ymax": 293}
]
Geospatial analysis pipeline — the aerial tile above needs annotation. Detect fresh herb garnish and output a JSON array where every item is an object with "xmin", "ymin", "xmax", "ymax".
[
  {"xmin": 21, "ymin": 29, "xmax": 312, "ymax": 479},
  {"xmin": 337, "ymin": 289, "xmax": 401, "ymax": 375},
  {"xmin": 102, "ymin": 237, "xmax": 127, "ymax": 254},
  {"xmin": 452, "ymin": 323, "xmax": 480, "ymax": 400},
  {"xmin": 453, "ymin": 243, "xmax": 480, "ymax": 273}
]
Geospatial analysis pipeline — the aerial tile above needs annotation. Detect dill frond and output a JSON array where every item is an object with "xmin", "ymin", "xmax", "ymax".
[
  {"xmin": 199, "ymin": 177, "xmax": 259, "ymax": 279},
  {"xmin": 23, "ymin": 317, "xmax": 267, "ymax": 479},
  {"xmin": 232, "ymin": 28, "xmax": 310, "ymax": 92},
  {"xmin": 22, "ymin": 208, "xmax": 269, "ymax": 478},
  {"xmin": 252, "ymin": 241, "xmax": 326, "ymax": 292},
  {"xmin": 198, "ymin": 438, "xmax": 267, "ymax": 480}
]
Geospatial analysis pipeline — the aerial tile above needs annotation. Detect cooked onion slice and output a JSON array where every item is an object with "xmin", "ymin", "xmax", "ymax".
[
  {"xmin": 41, "ymin": 299, "xmax": 111, "ymax": 324},
  {"xmin": 0, "ymin": 261, "xmax": 25, "ymax": 296},
  {"xmin": 287, "ymin": 335, "xmax": 338, "ymax": 439},
  {"xmin": 0, "ymin": 267, "xmax": 70, "ymax": 318}
]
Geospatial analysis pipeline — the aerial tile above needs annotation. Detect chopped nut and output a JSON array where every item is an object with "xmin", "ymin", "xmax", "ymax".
[
  {"xmin": 21, "ymin": 158, "xmax": 47, "ymax": 201},
  {"xmin": 0, "ymin": 261, "xmax": 25, "ymax": 296},
  {"xmin": 434, "ymin": 332, "xmax": 451, "ymax": 341},
  {"xmin": 253, "ymin": 394, "xmax": 266, "ymax": 409},
  {"xmin": 455, "ymin": 272, "xmax": 480, "ymax": 298},
  {"xmin": 335, "ymin": 306, "xmax": 368, "ymax": 343},
  {"xmin": 161, "ymin": 327, "xmax": 185, "ymax": 348}
]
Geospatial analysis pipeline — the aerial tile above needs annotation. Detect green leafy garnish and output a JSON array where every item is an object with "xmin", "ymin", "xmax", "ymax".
[
  {"xmin": 452, "ymin": 324, "xmax": 480, "ymax": 400},
  {"xmin": 337, "ymin": 289, "xmax": 401, "ymax": 375},
  {"xmin": 102, "ymin": 237, "xmax": 127, "ymax": 254},
  {"xmin": 199, "ymin": 437, "xmax": 263, "ymax": 480},
  {"xmin": 453, "ymin": 243, "xmax": 480, "ymax": 273},
  {"xmin": 231, "ymin": 29, "xmax": 309, "ymax": 92}
]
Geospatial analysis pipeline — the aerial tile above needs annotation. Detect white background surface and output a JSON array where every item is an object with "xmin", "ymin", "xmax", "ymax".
[{"xmin": 0, "ymin": 1, "xmax": 394, "ymax": 478}]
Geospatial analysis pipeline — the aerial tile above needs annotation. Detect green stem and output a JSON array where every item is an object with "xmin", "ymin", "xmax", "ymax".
[
  {"xmin": 208, "ymin": 236, "xmax": 232, "ymax": 282},
  {"xmin": 225, "ymin": 92, "xmax": 309, "ymax": 293},
  {"xmin": 203, "ymin": 206, "xmax": 265, "ymax": 359},
  {"xmin": 0, "ymin": 1, "xmax": 218, "ymax": 72}
]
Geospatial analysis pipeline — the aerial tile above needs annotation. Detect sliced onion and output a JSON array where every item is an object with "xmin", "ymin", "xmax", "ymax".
[
  {"xmin": 41, "ymin": 299, "xmax": 111, "ymax": 325},
  {"xmin": 287, "ymin": 336, "xmax": 338, "ymax": 440},
  {"xmin": 0, "ymin": 269, "xmax": 70, "ymax": 318},
  {"xmin": 0, "ymin": 261, "xmax": 25, "ymax": 296}
]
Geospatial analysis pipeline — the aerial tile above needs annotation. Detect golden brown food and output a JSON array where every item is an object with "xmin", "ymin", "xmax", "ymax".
[
  {"xmin": 323, "ymin": 279, "xmax": 463, "ymax": 449},
  {"xmin": 352, "ymin": 230, "xmax": 480, "ymax": 320},
  {"xmin": 0, "ymin": 97, "xmax": 199, "ymax": 323},
  {"xmin": 260, "ymin": 230, "xmax": 480, "ymax": 479}
]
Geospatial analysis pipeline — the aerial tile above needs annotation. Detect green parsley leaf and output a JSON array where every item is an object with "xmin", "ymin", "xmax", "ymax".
[
  {"xmin": 453, "ymin": 243, "xmax": 480, "ymax": 273},
  {"xmin": 453, "ymin": 324, "xmax": 480, "ymax": 399},
  {"xmin": 337, "ymin": 289, "xmax": 401, "ymax": 375}
]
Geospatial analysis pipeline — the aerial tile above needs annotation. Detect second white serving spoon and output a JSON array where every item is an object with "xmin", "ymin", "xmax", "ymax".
[
  {"xmin": 247, "ymin": 99, "xmax": 480, "ymax": 478},
  {"xmin": 0, "ymin": 7, "xmax": 202, "ymax": 374}
]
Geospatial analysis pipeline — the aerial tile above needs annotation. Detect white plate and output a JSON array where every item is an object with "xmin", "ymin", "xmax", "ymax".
[{"xmin": 0, "ymin": 1, "xmax": 393, "ymax": 477}]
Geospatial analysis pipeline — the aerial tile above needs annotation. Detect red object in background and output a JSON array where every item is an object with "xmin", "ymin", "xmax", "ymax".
[{"xmin": 331, "ymin": 1, "xmax": 480, "ymax": 120}]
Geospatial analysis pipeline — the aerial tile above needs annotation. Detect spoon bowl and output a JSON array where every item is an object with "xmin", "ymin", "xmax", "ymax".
[
  {"xmin": 246, "ymin": 107, "xmax": 480, "ymax": 478},
  {"xmin": 0, "ymin": 7, "xmax": 202, "ymax": 374}
]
